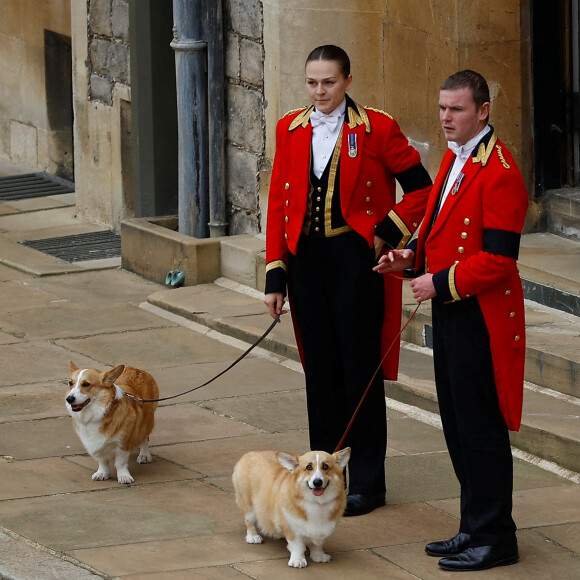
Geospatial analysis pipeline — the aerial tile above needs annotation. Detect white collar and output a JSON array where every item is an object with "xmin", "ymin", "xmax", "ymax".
[{"xmin": 448, "ymin": 125, "xmax": 491, "ymax": 159}]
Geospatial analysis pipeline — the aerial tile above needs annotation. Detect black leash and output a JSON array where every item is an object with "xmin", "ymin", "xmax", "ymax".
[{"xmin": 123, "ymin": 314, "xmax": 281, "ymax": 403}]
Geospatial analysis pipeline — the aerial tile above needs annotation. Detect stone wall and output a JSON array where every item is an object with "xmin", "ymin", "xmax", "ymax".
[
  {"xmin": 224, "ymin": 0, "xmax": 265, "ymax": 235},
  {"xmin": 71, "ymin": 0, "xmax": 132, "ymax": 229},
  {"xmin": 87, "ymin": 0, "xmax": 130, "ymax": 105},
  {"xmin": 0, "ymin": 0, "xmax": 72, "ymax": 178}
]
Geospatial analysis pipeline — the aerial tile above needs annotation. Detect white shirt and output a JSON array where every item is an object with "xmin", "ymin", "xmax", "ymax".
[
  {"xmin": 310, "ymin": 99, "xmax": 346, "ymax": 179},
  {"xmin": 437, "ymin": 125, "xmax": 491, "ymax": 214}
]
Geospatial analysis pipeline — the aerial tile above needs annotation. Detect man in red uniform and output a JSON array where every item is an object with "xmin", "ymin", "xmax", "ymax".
[{"xmin": 375, "ymin": 70, "xmax": 528, "ymax": 570}]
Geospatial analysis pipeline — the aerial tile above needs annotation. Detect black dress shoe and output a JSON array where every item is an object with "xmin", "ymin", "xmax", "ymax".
[
  {"xmin": 425, "ymin": 532, "xmax": 470, "ymax": 557},
  {"xmin": 343, "ymin": 492, "xmax": 385, "ymax": 517},
  {"xmin": 438, "ymin": 544, "xmax": 519, "ymax": 571}
]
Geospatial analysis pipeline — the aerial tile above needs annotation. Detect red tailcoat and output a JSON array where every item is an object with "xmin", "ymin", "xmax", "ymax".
[
  {"xmin": 415, "ymin": 128, "xmax": 529, "ymax": 430},
  {"xmin": 266, "ymin": 98, "xmax": 431, "ymax": 378}
]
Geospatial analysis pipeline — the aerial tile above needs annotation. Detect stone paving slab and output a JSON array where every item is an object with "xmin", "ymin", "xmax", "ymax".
[
  {"xmin": 57, "ymin": 326, "xmax": 243, "ymax": 371},
  {"xmin": 0, "ymin": 529, "xmax": 103, "ymax": 580},
  {"xmin": 0, "ymin": 203, "xmax": 578, "ymax": 579},
  {"xmin": 376, "ymin": 528, "xmax": 580, "ymax": 580}
]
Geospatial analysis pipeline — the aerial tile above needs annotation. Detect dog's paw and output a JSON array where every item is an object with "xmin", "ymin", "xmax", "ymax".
[
  {"xmin": 137, "ymin": 453, "xmax": 152, "ymax": 464},
  {"xmin": 92, "ymin": 471, "xmax": 110, "ymax": 481},
  {"xmin": 245, "ymin": 533, "xmax": 263, "ymax": 544},
  {"xmin": 288, "ymin": 556, "xmax": 308, "ymax": 568},
  {"xmin": 117, "ymin": 474, "xmax": 134, "ymax": 484},
  {"xmin": 310, "ymin": 550, "xmax": 331, "ymax": 563}
]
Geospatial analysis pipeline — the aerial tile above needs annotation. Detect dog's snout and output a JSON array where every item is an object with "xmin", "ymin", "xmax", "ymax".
[
  {"xmin": 66, "ymin": 394, "xmax": 76, "ymax": 404},
  {"xmin": 312, "ymin": 477, "xmax": 323, "ymax": 488}
]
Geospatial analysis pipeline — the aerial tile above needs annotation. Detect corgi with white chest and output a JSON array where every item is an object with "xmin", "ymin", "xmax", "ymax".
[
  {"xmin": 66, "ymin": 361, "xmax": 159, "ymax": 484},
  {"xmin": 232, "ymin": 447, "xmax": 350, "ymax": 568}
]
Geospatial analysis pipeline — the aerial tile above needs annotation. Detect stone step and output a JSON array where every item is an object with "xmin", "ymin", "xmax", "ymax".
[
  {"xmin": 546, "ymin": 188, "xmax": 580, "ymax": 244},
  {"xmin": 146, "ymin": 280, "xmax": 580, "ymax": 476}
]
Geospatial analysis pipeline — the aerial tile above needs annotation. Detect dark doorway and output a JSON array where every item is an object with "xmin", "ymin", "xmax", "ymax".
[
  {"xmin": 44, "ymin": 30, "xmax": 74, "ymax": 182},
  {"xmin": 531, "ymin": 0, "xmax": 580, "ymax": 195}
]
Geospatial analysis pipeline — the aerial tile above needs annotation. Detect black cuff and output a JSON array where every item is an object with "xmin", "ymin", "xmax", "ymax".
[
  {"xmin": 432, "ymin": 268, "xmax": 453, "ymax": 302},
  {"xmin": 265, "ymin": 268, "xmax": 287, "ymax": 295}
]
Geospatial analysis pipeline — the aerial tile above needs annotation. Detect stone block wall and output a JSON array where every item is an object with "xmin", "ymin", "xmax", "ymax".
[
  {"xmin": 88, "ymin": 0, "xmax": 130, "ymax": 105},
  {"xmin": 224, "ymin": 0, "xmax": 266, "ymax": 235}
]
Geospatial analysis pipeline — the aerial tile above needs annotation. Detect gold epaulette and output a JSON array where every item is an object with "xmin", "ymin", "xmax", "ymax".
[
  {"xmin": 283, "ymin": 106, "xmax": 307, "ymax": 118},
  {"xmin": 365, "ymin": 106, "xmax": 393, "ymax": 119},
  {"xmin": 288, "ymin": 106, "xmax": 314, "ymax": 131}
]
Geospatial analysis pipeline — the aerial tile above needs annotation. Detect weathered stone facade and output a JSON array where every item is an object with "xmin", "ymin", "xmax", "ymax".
[
  {"xmin": 225, "ymin": 0, "xmax": 265, "ymax": 235},
  {"xmin": 88, "ymin": 0, "xmax": 130, "ymax": 105}
]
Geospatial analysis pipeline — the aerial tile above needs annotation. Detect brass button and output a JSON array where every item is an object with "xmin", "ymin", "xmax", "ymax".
[
  {"xmin": 284, "ymin": 233, "xmax": 288, "ymax": 239},
  {"xmin": 509, "ymin": 312, "xmax": 516, "ymax": 317},
  {"xmin": 367, "ymin": 181, "xmax": 372, "ymax": 187},
  {"xmin": 316, "ymin": 196, "xmax": 321, "ymax": 202},
  {"xmin": 315, "ymin": 217, "xmax": 320, "ymax": 222},
  {"xmin": 315, "ymin": 206, "xmax": 320, "ymax": 212},
  {"xmin": 461, "ymin": 232, "xmax": 468, "ymax": 239},
  {"xmin": 285, "ymin": 183, "xmax": 290, "ymax": 190},
  {"xmin": 454, "ymin": 260, "xmax": 459, "ymax": 264},
  {"xmin": 505, "ymin": 289, "xmax": 511, "ymax": 295},
  {"xmin": 514, "ymin": 335, "xmax": 521, "ymax": 341},
  {"xmin": 315, "ymin": 227, "xmax": 320, "ymax": 232},
  {"xmin": 464, "ymin": 218, "xmax": 470, "ymax": 225},
  {"xmin": 413, "ymin": 222, "xmax": 418, "ymax": 227},
  {"xmin": 316, "ymin": 187, "xmax": 322, "ymax": 192},
  {"xmin": 284, "ymin": 216, "xmax": 289, "ymax": 222},
  {"xmin": 458, "ymin": 246, "xmax": 465, "ymax": 253},
  {"xmin": 285, "ymin": 200, "xmax": 289, "ymax": 206},
  {"xmin": 366, "ymin": 196, "xmax": 371, "ymax": 203},
  {"xmin": 367, "ymin": 210, "xmax": 373, "ymax": 216},
  {"xmin": 466, "ymin": 294, "xmax": 470, "ymax": 297}
]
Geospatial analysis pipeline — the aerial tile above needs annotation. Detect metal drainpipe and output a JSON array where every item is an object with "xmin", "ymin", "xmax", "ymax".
[
  {"xmin": 206, "ymin": 0, "xmax": 228, "ymax": 237},
  {"xmin": 171, "ymin": 0, "xmax": 209, "ymax": 238}
]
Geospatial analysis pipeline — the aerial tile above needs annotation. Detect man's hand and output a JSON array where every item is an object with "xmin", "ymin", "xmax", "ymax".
[
  {"xmin": 264, "ymin": 292, "xmax": 287, "ymax": 319},
  {"xmin": 410, "ymin": 274, "xmax": 436, "ymax": 303},
  {"xmin": 373, "ymin": 249, "xmax": 415, "ymax": 274}
]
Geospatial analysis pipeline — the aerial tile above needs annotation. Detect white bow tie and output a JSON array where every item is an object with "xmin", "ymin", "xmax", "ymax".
[
  {"xmin": 310, "ymin": 110, "xmax": 340, "ymax": 130},
  {"xmin": 448, "ymin": 141, "xmax": 470, "ymax": 160}
]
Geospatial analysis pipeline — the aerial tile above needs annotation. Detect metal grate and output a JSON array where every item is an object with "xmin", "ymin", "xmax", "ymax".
[
  {"xmin": 0, "ymin": 172, "xmax": 74, "ymax": 200},
  {"xmin": 20, "ymin": 231, "xmax": 121, "ymax": 262}
]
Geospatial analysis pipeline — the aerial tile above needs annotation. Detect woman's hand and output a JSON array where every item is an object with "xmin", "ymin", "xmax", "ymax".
[
  {"xmin": 264, "ymin": 292, "xmax": 288, "ymax": 319},
  {"xmin": 373, "ymin": 249, "xmax": 415, "ymax": 274}
]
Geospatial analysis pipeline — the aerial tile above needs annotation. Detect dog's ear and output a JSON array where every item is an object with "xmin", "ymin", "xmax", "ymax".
[
  {"xmin": 69, "ymin": 360, "xmax": 79, "ymax": 373},
  {"xmin": 334, "ymin": 447, "xmax": 351, "ymax": 469},
  {"xmin": 277, "ymin": 451, "xmax": 300, "ymax": 472},
  {"xmin": 103, "ymin": 364, "xmax": 125, "ymax": 385}
]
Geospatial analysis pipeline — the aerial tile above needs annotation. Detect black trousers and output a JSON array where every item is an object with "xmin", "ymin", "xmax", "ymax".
[
  {"xmin": 288, "ymin": 232, "xmax": 386, "ymax": 495},
  {"xmin": 432, "ymin": 297, "xmax": 517, "ymax": 546}
]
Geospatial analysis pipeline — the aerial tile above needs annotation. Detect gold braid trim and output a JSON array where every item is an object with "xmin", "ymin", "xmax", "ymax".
[
  {"xmin": 266, "ymin": 260, "xmax": 287, "ymax": 273},
  {"xmin": 387, "ymin": 210, "xmax": 412, "ymax": 249},
  {"xmin": 495, "ymin": 145, "xmax": 511, "ymax": 169},
  {"xmin": 448, "ymin": 262, "xmax": 461, "ymax": 301}
]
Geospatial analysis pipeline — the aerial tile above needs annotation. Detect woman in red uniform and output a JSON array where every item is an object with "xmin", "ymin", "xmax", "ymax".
[{"xmin": 264, "ymin": 45, "xmax": 431, "ymax": 516}]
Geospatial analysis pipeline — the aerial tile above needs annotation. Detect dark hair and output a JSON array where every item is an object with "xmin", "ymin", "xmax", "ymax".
[
  {"xmin": 441, "ymin": 70, "xmax": 490, "ymax": 111},
  {"xmin": 305, "ymin": 45, "xmax": 351, "ymax": 78}
]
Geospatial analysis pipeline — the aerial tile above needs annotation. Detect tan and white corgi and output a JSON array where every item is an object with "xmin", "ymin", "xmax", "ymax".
[
  {"xmin": 66, "ymin": 361, "xmax": 159, "ymax": 484},
  {"xmin": 232, "ymin": 447, "xmax": 350, "ymax": 568}
]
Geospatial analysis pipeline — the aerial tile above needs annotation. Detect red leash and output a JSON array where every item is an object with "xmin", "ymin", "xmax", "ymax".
[{"xmin": 333, "ymin": 302, "xmax": 421, "ymax": 453}]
